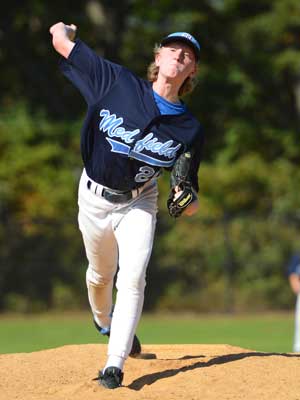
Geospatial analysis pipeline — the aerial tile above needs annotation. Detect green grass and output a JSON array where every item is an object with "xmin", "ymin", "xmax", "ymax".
[{"xmin": 0, "ymin": 312, "xmax": 295, "ymax": 354}]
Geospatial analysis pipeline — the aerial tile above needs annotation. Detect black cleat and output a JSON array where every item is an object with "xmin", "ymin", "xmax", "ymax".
[
  {"xmin": 129, "ymin": 334, "xmax": 142, "ymax": 358},
  {"xmin": 98, "ymin": 367, "xmax": 124, "ymax": 389},
  {"xmin": 93, "ymin": 319, "xmax": 110, "ymax": 336},
  {"xmin": 93, "ymin": 319, "xmax": 142, "ymax": 357}
]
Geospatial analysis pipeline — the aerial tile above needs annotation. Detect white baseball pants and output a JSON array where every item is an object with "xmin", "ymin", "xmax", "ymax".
[
  {"xmin": 77, "ymin": 169, "xmax": 158, "ymax": 359},
  {"xmin": 294, "ymin": 294, "xmax": 300, "ymax": 352}
]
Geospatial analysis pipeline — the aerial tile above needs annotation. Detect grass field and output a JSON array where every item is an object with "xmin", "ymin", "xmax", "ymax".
[{"xmin": 0, "ymin": 312, "xmax": 295, "ymax": 354}]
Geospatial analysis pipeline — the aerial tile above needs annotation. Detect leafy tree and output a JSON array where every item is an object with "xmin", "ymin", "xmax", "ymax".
[
  {"xmin": 1, "ymin": 1, "xmax": 300, "ymax": 312},
  {"xmin": 0, "ymin": 104, "xmax": 84, "ymax": 310}
]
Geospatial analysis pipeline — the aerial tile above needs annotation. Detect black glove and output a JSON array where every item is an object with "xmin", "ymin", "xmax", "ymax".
[
  {"xmin": 167, "ymin": 182, "xmax": 197, "ymax": 218},
  {"xmin": 167, "ymin": 150, "xmax": 198, "ymax": 218}
]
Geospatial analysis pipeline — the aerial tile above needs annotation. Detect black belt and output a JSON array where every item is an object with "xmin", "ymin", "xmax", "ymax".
[{"xmin": 87, "ymin": 180, "xmax": 140, "ymax": 204}]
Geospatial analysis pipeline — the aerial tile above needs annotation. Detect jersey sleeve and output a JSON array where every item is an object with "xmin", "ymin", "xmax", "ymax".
[
  {"xmin": 287, "ymin": 254, "xmax": 300, "ymax": 276},
  {"xmin": 59, "ymin": 39, "xmax": 122, "ymax": 105},
  {"xmin": 188, "ymin": 127, "xmax": 205, "ymax": 193}
]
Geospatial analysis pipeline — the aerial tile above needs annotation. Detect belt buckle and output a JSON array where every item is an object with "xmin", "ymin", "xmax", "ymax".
[{"xmin": 102, "ymin": 188, "xmax": 132, "ymax": 203}]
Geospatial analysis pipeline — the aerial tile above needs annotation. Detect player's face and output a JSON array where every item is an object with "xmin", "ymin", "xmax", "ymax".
[{"xmin": 155, "ymin": 42, "xmax": 197, "ymax": 83}]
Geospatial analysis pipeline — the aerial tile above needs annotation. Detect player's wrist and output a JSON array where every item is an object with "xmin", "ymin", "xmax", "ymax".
[
  {"xmin": 50, "ymin": 22, "xmax": 76, "ymax": 58},
  {"xmin": 182, "ymin": 198, "xmax": 199, "ymax": 216}
]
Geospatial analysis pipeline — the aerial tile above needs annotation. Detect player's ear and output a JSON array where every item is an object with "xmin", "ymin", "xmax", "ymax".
[
  {"xmin": 189, "ymin": 63, "xmax": 198, "ymax": 78},
  {"xmin": 155, "ymin": 49, "xmax": 161, "ymax": 67}
]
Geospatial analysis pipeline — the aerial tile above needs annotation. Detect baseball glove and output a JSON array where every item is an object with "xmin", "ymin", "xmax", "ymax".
[
  {"xmin": 167, "ymin": 183, "xmax": 196, "ymax": 218},
  {"xmin": 167, "ymin": 151, "xmax": 197, "ymax": 218}
]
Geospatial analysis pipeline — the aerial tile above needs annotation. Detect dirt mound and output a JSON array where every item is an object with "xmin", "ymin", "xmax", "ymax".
[{"xmin": 1, "ymin": 344, "xmax": 300, "ymax": 400}]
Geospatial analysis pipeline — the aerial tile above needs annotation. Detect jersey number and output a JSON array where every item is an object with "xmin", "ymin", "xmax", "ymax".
[{"xmin": 135, "ymin": 166, "xmax": 156, "ymax": 183}]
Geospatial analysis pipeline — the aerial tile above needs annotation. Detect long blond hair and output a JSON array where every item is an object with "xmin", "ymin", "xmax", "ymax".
[{"xmin": 147, "ymin": 45, "xmax": 198, "ymax": 97}]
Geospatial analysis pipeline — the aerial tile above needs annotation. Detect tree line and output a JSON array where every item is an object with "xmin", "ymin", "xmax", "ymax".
[{"xmin": 0, "ymin": 0, "xmax": 300, "ymax": 312}]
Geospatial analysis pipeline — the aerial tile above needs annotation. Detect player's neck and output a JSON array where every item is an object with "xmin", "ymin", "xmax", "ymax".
[{"xmin": 152, "ymin": 80, "xmax": 180, "ymax": 104}]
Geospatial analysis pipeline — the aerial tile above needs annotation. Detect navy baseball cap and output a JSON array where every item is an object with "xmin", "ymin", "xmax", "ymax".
[{"xmin": 160, "ymin": 32, "xmax": 201, "ymax": 61}]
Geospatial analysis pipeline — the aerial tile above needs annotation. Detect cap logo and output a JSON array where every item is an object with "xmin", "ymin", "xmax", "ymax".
[
  {"xmin": 165, "ymin": 32, "xmax": 200, "ymax": 52},
  {"xmin": 181, "ymin": 33, "xmax": 192, "ymax": 40}
]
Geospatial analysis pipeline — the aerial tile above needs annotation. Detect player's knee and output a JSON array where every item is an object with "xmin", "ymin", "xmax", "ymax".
[
  {"xmin": 116, "ymin": 272, "xmax": 146, "ymax": 293},
  {"xmin": 86, "ymin": 264, "xmax": 114, "ymax": 287}
]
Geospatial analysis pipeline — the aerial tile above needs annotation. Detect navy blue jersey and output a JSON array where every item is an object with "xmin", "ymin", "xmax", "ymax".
[
  {"xmin": 59, "ymin": 39, "xmax": 204, "ymax": 192},
  {"xmin": 287, "ymin": 254, "xmax": 300, "ymax": 276}
]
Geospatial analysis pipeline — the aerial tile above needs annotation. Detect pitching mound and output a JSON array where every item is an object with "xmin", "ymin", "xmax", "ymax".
[{"xmin": 1, "ymin": 344, "xmax": 300, "ymax": 400}]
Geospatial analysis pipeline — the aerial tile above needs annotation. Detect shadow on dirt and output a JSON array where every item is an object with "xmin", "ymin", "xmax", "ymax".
[{"xmin": 128, "ymin": 352, "xmax": 300, "ymax": 391}]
